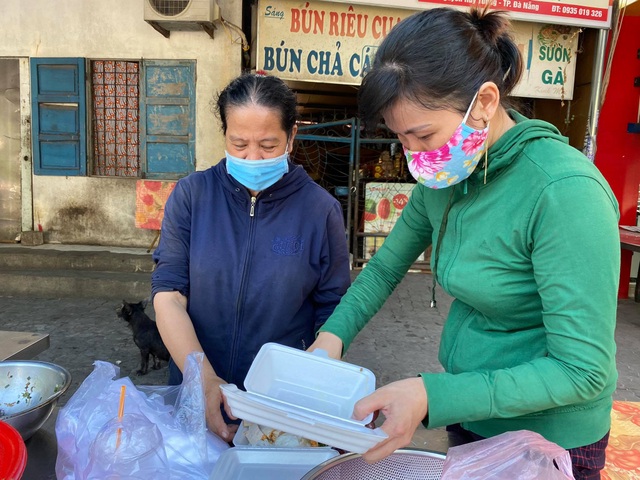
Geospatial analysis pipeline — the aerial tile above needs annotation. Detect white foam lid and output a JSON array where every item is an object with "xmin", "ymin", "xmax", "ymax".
[{"xmin": 220, "ymin": 343, "xmax": 388, "ymax": 454}]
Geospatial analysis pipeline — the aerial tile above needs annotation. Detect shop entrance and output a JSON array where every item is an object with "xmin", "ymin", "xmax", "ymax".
[{"xmin": 292, "ymin": 118, "xmax": 429, "ymax": 270}]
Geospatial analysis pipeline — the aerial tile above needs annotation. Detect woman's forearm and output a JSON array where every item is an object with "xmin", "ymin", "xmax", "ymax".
[{"xmin": 154, "ymin": 291, "xmax": 220, "ymax": 381}]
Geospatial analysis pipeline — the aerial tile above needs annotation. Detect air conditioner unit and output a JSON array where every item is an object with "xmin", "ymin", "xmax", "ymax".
[{"xmin": 144, "ymin": 0, "xmax": 220, "ymax": 39}]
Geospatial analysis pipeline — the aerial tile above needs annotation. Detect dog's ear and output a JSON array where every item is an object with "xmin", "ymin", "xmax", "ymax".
[
  {"xmin": 120, "ymin": 300, "xmax": 133, "ymax": 315},
  {"xmin": 116, "ymin": 300, "xmax": 124, "ymax": 310}
]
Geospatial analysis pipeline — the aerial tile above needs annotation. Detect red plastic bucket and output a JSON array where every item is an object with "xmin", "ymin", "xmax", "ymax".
[{"xmin": 0, "ymin": 420, "xmax": 27, "ymax": 480}]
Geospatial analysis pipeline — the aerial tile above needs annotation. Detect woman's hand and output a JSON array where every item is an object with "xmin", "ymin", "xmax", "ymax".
[
  {"xmin": 353, "ymin": 377, "xmax": 428, "ymax": 463},
  {"xmin": 203, "ymin": 371, "xmax": 238, "ymax": 442},
  {"xmin": 306, "ymin": 331, "xmax": 344, "ymax": 359}
]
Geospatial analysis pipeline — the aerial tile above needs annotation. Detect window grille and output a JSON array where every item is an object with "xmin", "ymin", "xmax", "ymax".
[{"xmin": 91, "ymin": 60, "xmax": 140, "ymax": 177}]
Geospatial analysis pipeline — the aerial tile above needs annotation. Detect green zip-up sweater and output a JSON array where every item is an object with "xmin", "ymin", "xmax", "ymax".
[{"xmin": 319, "ymin": 111, "xmax": 620, "ymax": 449}]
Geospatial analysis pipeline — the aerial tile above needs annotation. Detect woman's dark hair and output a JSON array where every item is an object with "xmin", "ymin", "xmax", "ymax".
[
  {"xmin": 358, "ymin": 7, "xmax": 523, "ymax": 129},
  {"xmin": 215, "ymin": 73, "xmax": 298, "ymax": 135}
]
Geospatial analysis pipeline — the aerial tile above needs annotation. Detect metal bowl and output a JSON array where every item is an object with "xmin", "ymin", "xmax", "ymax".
[
  {"xmin": 0, "ymin": 360, "xmax": 72, "ymax": 440},
  {"xmin": 301, "ymin": 448, "xmax": 446, "ymax": 480}
]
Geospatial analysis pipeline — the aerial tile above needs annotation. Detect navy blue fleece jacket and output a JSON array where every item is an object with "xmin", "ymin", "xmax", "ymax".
[{"xmin": 152, "ymin": 160, "xmax": 351, "ymax": 388}]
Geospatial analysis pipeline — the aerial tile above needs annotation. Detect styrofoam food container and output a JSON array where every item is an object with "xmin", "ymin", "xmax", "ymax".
[
  {"xmin": 232, "ymin": 421, "xmax": 333, "ymax": 449},
  {"xmin": 220, "ymin": 343, "xmax": 388, "ymax": 454},
  {"xmin": 209, "ymin": 447, "xmax": 339, "ymax": 480}
]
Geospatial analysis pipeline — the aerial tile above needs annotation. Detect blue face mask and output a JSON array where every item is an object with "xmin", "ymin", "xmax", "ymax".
[{"xmin": 225, "ymin": 150, "xmax": 289, "ymax": 192}]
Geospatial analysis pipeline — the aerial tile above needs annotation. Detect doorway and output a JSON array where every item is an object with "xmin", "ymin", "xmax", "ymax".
[{"xmin": 0, "ymin": 58, "xmax": 21, "ymax": 242}]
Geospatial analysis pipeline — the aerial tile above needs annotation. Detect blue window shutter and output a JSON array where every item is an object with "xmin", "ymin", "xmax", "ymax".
[
  {"xmin": 31, "ymin": 58, "xmax": 86, "ymax": 176},
  {"xmin": 141, "ymin": 60, "xmax": 195, "ymax": 179}
]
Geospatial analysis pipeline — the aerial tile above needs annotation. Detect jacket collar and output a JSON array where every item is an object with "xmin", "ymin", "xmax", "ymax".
[{"xmin": 467, "ymin": 110, "xmax": 568, "ymax": 186}]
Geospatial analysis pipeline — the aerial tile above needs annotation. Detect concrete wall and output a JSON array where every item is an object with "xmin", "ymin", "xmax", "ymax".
[
  {"xmin": 33, "ymin": 176, "xmax": 152, "ymax": 246},
  {"xmin": 0, "ymin": 0, "xmax": 243, "ymax": 246}
]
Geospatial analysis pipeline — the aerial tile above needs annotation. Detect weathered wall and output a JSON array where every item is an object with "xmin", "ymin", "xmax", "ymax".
[
  {"xmin": 32, "ymin": 176, "xmax": 158, "ymax": 246},
  {"xmin": 1, "ymin": 0, "xmax": 242, "ymax": 246}
]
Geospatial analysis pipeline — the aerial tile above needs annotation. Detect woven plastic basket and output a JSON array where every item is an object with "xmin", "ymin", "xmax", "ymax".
[{"xmin": 301, "ymin": 448, "xmax": 446, "ymax": 480}]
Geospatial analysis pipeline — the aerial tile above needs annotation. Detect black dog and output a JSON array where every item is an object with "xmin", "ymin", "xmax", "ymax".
[{"xmin": 116, "ymin": 299, "xmax": 170, "ymax": 375}]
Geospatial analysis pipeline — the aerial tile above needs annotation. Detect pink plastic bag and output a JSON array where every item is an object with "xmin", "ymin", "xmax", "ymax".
[{"xmin": 441, "ymin": 430, "xmax": 575, "ymax": 480}]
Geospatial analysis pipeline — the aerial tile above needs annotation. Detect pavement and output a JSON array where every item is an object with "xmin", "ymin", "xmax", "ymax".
[
  {"xmin": 2, "ymin": 269, "xmax": 640, "ymax": 477},
  {"xmin": 2, "ymin": 271, "xmax": 639, "ymax": 407}
]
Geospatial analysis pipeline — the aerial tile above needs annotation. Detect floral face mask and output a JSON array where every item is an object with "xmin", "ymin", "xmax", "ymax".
[{"xmin": 404, "ymin": 93, "xmax": 489, "ymax": 189}]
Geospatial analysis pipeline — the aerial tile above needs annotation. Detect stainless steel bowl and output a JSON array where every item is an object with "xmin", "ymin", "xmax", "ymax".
[
  {"xmin": 301, "ymin": 448, "xmax": 446, "ymax": 480},
  {"xmin": 0, "ymin": 360, "xmax": 72, "ymax": 440}
]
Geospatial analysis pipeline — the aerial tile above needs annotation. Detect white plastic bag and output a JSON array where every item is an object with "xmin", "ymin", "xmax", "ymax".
[
  {"xmin": 84, "ymin": 412, "xmax": 169, "ymax": 478},
  {"xmin": 440, "ymin": 430, "xmax": 575, "ymax": 480},
  {"xmin": 55, "ymin": 352, "xmax": 229, "ymax": 479}
]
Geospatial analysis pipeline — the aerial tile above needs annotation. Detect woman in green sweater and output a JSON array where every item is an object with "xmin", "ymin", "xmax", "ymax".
[{"xmin": 308, "ymin": 7, "xmax": 619, "ymax": 479}]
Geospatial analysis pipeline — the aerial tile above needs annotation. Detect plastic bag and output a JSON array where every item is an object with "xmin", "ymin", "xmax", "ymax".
[
  {"xmin": 84, "ymin": 413, "xmax": 169, "ymax": 478},
  {"xmin": 440, "ymin": 430, "xmax": 575, "ymax": 480},
  {"xmin": 55, "ymin": 352, "xmax": 229, "ymax": 479}
]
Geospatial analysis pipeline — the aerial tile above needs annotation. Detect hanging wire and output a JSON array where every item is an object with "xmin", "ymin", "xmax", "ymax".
[
  {"xmin": 559, "ymin": 27, "xmax": 583, "ymax": 108},
  {"xmin": 213, "ymin": 0, "xmax": 250, "ymax": 51},
  {"xmin": 220, "ymin": 17, "xmax": 250, "ymax": 51}
]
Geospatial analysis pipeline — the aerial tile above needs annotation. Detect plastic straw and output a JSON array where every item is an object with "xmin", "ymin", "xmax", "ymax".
[{"xmin": 115, "ymin": 385, "xmax": 126, "ymax": 450}]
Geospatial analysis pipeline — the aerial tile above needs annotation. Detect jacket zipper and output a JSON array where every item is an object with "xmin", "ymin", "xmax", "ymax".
[
  {"xmin": 227, "ymin": 196, "xmax": 258, "ymax": 380},
  {"xmin": 439, "ymin": 188, "xmax": 478, "ymax": 293},
  {"xmin": 440, "ymin": 187, "xmax": 478, "ymax": 371}
]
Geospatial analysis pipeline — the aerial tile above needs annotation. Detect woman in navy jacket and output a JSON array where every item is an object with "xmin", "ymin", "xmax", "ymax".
[{"xmin": 152, "ymin": 73, "xmax": 351, "ymax": 441}]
